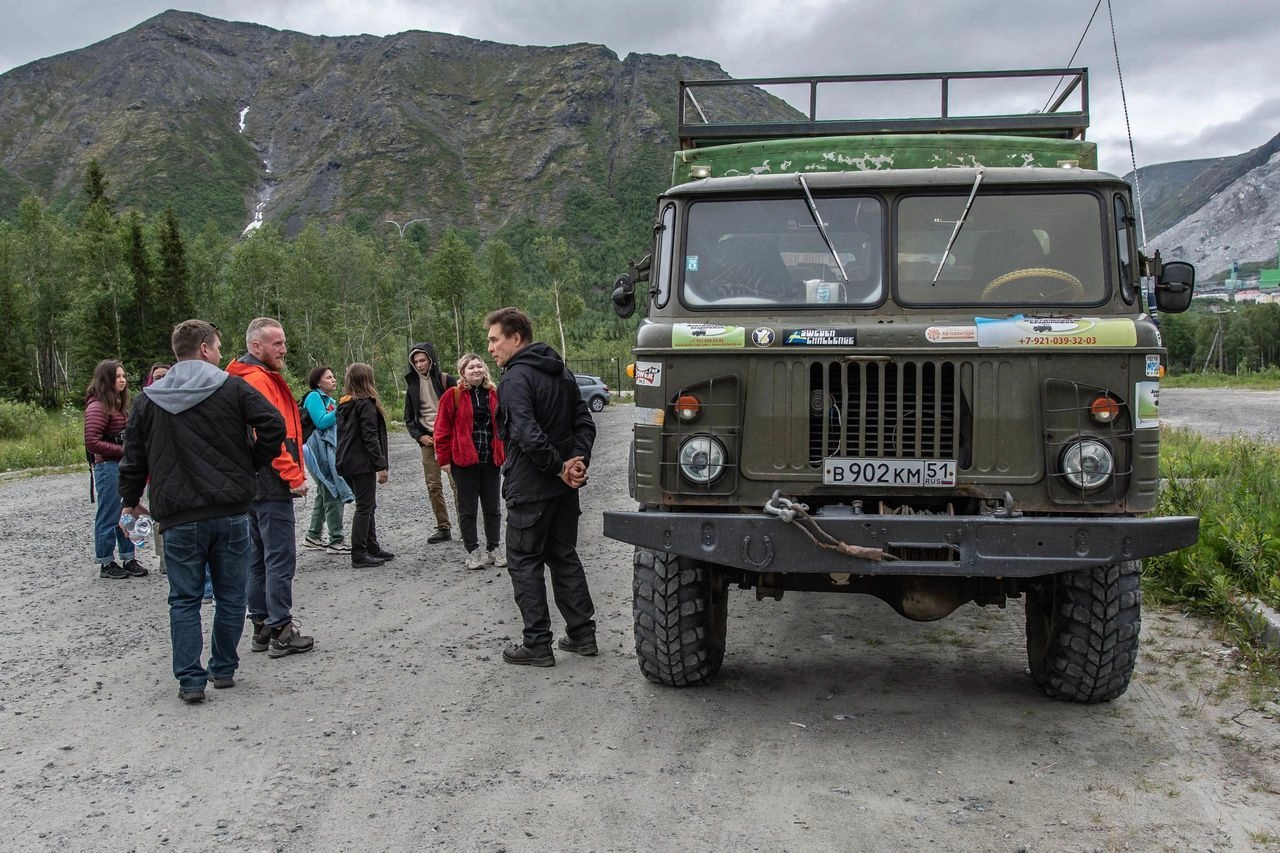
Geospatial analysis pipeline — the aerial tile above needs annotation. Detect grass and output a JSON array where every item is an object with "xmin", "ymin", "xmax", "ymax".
[
  {"xmin": 0, "ymin": 403, "xmax": 86, "ymax": 473},
  {"xmin": 1163, "ymin": 367, "xmax": 1280, "ymax": 390}
]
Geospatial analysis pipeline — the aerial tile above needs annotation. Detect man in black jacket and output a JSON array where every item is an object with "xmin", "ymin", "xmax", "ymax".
[
  {"xmin": 403, "ymin": 342, "xmax": 456, "ymax": 544},
  {"xmin": 485, "ymin": 307, "xmax": 597, "ymax": 667},
  {"xmin": 120, "ymin": 320, "xmax": 285, "ymax": 704}
]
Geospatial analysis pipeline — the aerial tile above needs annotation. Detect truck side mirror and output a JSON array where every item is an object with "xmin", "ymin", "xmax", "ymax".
[
  {"xmin": 612, "ymin": 273, "xmax": 636, "ymax": 318},
  {"xmin": 1154, "ymin": 260, "xmax": 1195, "ymax": 314}
]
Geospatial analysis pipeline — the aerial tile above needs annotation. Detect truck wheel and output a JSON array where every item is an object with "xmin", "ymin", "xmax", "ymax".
[
  {"xmin": 1024, "ymin": 560, "xmax": 1141, "ymax": 703},
  {"xmin": 633, "ymin": 547, "xmax": 727, "ymax": 686}
]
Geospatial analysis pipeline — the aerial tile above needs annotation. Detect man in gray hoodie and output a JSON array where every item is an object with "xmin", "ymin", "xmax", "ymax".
[{"xmin": 120, "ymin": 319, "xmax": 285, "ymax": 704}]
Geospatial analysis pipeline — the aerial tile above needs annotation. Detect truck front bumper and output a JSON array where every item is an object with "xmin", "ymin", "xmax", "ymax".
[{"xmin": 602, "ymin": 508, "xmax": 1199, "ymax": 577}]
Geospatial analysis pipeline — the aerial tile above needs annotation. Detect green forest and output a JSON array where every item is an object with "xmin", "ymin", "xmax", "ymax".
[{"xmin": 0, "ymin": 161, "xmax": 648, "ymax": 408}]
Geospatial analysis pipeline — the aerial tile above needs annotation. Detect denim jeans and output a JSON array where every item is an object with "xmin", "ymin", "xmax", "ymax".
[
  {"xmin": 92, "ymin": 461, "xmax": 134, "ymax": 564},
  {"xmin": 247, "ymin": 499, "xmax": 297, "ymax": 629},
  {"xmin": 164, "ymin": 513, "xmax": 250, "ymax": 691},
  {"xmin": 306, "ymin": 486, "xmax": 346, "ymax": 543}
]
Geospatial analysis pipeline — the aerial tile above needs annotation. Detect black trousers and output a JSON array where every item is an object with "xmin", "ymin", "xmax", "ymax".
[
  {"xmin": 347, "ymin": 472, "xmax": 380, "ymax": 558},
  {"xmin": 451, "ymin": 462, "xmax": 501, "ymax": 552},
  {"xmin": 505, "ymin": 491, "xmax": 595, "ymax": 649}
]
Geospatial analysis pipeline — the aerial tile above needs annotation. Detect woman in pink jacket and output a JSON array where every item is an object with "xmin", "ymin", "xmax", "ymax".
[
  {"xmin": 435, "ymin": 353, "xmax": 506, "ymax": 570},
  {"xmin": 84, "ymin": 359, "xmax": 145, "ymax": 579}
]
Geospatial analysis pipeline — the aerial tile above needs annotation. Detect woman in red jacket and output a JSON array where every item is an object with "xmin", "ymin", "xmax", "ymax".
[
  {"xmin": 84, "ymin": 359, "xmax": 145, "ymax": 580},
  {"xmin": 435, "ymin": 353, "xmax": 505, "ymax": 570}
]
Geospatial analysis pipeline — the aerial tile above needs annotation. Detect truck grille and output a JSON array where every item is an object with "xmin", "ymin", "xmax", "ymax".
[{"xmin": 808, "ymin": 360, "xmax": 964, "ymax": 465}]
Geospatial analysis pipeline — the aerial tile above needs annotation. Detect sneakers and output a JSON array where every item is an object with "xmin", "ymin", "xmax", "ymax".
[
  {"xmin": 557, "ymin": 634, "xmax": 599, "ymax": 656},
  {"xmin": 369, "ymin": 548, "xmax": 395, "ymax": 561},
  {"xmin": 250, "ymin": 620, "xmax": 272, "ymax": 653},
  {"xmin": 268, "ymin": 621, "xmax": 315, "ymax": 658},
  {"xmin": 427, "ymin": 528, "xmax": 452, "ymax": 544},
  {"xmin": 99, "ymin": 561, "xmax": 130, "ymax": 580},
  {"xmin": 487, "ymin": 548, "xmax": 507, "ymax": 568},
  {"xmin": 464, "ymin": 549, "xmax": 487, "ymax": 570},
  {"xmin": 502, "ymin": 643, "xmax": 555, "ymax": 667},
  {"xmin": 178, "ymin": 687, "xmax": 206, "ymax": 704},
  {"xmin": 302, "ymin": 534, "xmax": 327, "ymax": 551},
  {"xmin": 326, "ymin": 540, "xmax": 351, "ymax": 554},
  {"xmin": 352, "ymin": 554, "xmax": 386, "ymax": 567},
  {"xmin": 122, "ymin": 558, "xmax": 148, "ymax": 577},
  {"xmin": 210, "ymin": 674, "xmax": 235, "ymax": 689}
]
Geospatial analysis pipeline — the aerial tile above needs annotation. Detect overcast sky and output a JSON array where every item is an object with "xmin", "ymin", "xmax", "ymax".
[{"xmin": 3, "ymin": 0, "xmax": 1278, "ymax": 177}]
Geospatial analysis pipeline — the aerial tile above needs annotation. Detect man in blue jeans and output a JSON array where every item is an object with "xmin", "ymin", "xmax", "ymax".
[{"xmin": 120, "ymin": 320, "xmax": 285, "ymax": 703}]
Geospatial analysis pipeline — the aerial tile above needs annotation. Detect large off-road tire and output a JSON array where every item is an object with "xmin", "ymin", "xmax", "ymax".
[
  {"xmin": 1025, "ymin": 560, "xmax": 1142, "ymax": 703},
  {"xmin": 633, "ymin": 547, "xmax": 728, "ymax": 686}
]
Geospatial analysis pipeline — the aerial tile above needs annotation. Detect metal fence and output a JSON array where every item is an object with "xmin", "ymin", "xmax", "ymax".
[{"xmin": 566, "ymin": 357, "xmax": 632, "ymax": 396}]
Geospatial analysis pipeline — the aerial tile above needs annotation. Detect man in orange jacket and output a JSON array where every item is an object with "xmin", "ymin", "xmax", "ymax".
[{"xmin": 227, "ymin": 317, "xmax": 315, "ymax": 658}]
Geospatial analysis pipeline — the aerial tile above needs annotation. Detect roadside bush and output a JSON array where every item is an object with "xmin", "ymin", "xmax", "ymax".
[
  {"xmin": 0, "ymin": 404, "xmax": 84, "ymax": 472},
  {"xmin": 0, "ymin": 399, "xmax": 45, "ymax": 439}
]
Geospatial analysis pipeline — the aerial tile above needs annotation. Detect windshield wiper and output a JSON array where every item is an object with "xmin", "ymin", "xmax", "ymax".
[
  {"xmin": 797, "ymin": 174, "xmax": 849, "ymax": 288},
  {"xmin": 932, "ymin": 168, "xmax": 984, "ymax": 285}
]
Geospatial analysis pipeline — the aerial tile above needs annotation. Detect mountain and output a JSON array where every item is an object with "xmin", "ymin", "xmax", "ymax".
[
  {"xmin": 0, "ymin": 11, "xmax": 739, "ymax": 237},
  {"xmin": 1127, "ymin": 131, "xmax": 1280, "ymax": 278}
]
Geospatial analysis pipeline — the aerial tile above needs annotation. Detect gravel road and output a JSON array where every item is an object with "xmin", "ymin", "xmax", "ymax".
[{"xmin": 2, "ymin": 397, "xmax": 1278, "ymax": 852}]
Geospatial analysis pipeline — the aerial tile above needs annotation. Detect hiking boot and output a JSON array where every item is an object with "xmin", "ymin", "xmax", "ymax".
[
  {"xmin": 557, "ymin": 634, "xmax": 599, "ymax": 656},
  {"xmin": 427, "ymin": 528, "xmax": 451, "ymax": 544},
  {"xmin": 464, "ymin": 548, "xmax": 486, "ymax": 570},
  {"xmin": 325, "ymin": 540, "xmax": 351, "ymax": 554},
  {"xmin": 210, "ymin": 675, "xmax": 235, "ymax": 689},
  {"xmin": 302, "ymin": 534, "xmax": 327, "ymax": 551},
  {"xmin": 352, "ymin": 554, "xmax": 386, "ymax": 567},
  {"xmin": 502, "ymin": 643, "xmax": 555, "ymax": 667},
  {"xmin": 250, "ymin": 620, "xmax": 272, "ymax": 653},
  {"xmin": 268, "ymin": 621, "xmax": 315, "ymax": 658},
  {"xmin": 121, "ymin": 558, "xmax": 148, "ymax": 577},
  {"xmin": 99, "ymin": 561, "xmax": 129, "ymax": 580},
  {"xmin": 178, "ymin": 687, "xmax": 206, "ymax": 704},
  {"xmin": 369, "ymin": 548, "xmax": 395, "ymax": 561},
  {"xmin": 487, "ymin": 548, "xmax": 507, "ymax": 568}
]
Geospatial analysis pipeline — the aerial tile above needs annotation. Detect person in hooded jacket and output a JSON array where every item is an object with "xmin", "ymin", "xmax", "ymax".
[
  {"xmin": 337, "ymin": 362, "xmax": 393, "ymax": 567},
  {"xmin": 434, "ymin": 352, "xmax": 506, "ymax": 570},
  {"xmin": 485, "ymin": 307, "xmax": 597, "ymax": 667},
  {"xmin": 403, "ymin": 342, "xmax": 456, "ymax": 544},
  {"xmin": 119, "ymin": 319, "xmax": 285, "ymax": 704},
  {"xmin": 301, "ymin": 364, "xmax": 354, "ymax": 554}
]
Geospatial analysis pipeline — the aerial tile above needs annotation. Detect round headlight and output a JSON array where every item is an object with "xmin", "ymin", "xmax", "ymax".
[
  {"xmin": 1060, "ymin": 438, "xmax": 1114, "ymax": 490},
  {"xmin": 678, "ymin": 435, "xmax": 726, "ymax": 484}
]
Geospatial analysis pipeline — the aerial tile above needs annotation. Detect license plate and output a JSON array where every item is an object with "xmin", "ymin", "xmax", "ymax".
[{"xmin": 823, "ymin": 458, "xmax": 957, "ymax": 487}]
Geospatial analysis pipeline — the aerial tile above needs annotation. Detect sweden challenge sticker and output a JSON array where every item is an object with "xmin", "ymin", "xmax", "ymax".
[{"xmin": 783, "ymin": 328, "xmax": 857, "ymax": 346}]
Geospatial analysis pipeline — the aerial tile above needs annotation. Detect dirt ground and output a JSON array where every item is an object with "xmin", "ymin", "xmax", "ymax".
[{"xmin": 2, "ymin": 395, "xmax": 1279, "ymax": 852}]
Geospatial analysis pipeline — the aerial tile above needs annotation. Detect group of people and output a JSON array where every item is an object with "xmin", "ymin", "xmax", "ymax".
[{"xmin": 85, "ymin": 307, "xmax": 599, "ymax": 703}]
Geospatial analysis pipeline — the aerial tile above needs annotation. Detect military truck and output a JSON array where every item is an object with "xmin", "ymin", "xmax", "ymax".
[{"xmin": 604, "ymin": 69, "xmax": 1199, "ymax": 703}]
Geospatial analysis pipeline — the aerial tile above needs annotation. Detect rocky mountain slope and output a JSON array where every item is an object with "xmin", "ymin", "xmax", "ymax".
[{"xmin": 0, "ymin": 11, "xmax": 735, "ymax": 236}]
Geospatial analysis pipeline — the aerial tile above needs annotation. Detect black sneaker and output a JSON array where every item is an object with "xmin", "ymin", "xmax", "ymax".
[
  {"xmin": 352, "ymin": 554, "xmax": 386, "ymax": 567},
  {"xmin": 268, "ymin": 622, "xmax": 315, "ymax": 658},
  {"xmin": 99, "ymin": 561, "xmax": 129, "ymax": 580},
  {"xmin": 369, "ymin": 548, "xmax": 395, "ymax": 561},
  {"xmin": 502, "ymin": 643, "xmax": 555, "ymax": 667},
  {"xmin": 250, "ymin": 620, "xmax": 271, "ymax": 653},
  {"xmin": 178, "ymin": 687, "xmax": 206, "ymax": 704},
  {"xmin": 557, "ymin": 634, "xmax": 599, "ymax": 656},
  {"xmin": 122, "ymin": 559, "xmax": 148, "ymax": 577},
  {"xmin": 210, "ymin": 675, "xmax": 235, "ymax": 689},
  {"xmin": 427, "ymin": 528, "xmax": 451, "ymax": 544}
]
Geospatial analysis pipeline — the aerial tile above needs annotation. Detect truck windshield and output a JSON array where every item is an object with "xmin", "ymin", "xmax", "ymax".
[
  {"xmin": 896, "ymin": 192, "xmax": 1107, "ymax": 306},
  {"xmin": 682, "ymin": 197, "xmax": 883, "ymax": 307}
]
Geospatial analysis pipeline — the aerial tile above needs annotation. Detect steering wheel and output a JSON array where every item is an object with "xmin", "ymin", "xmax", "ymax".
[{"xmin": 981, "ymin": 267, "xmax": 1085, "ymax": 300}]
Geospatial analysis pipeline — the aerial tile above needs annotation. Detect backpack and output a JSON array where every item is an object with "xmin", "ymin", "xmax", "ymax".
[{"xmin": 299, "ymin": 393, "xmax": 316, "ymax": 443}]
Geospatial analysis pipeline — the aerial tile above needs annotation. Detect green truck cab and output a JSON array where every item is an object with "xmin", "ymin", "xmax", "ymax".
[{"xmin": 605, "ymin": 69, "xmax": 1199, "ymax": 703}]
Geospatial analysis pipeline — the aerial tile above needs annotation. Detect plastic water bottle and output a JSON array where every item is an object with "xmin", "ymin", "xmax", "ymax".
[{"xmin": 119, "ymin": 512, "xmax": 152, "ymax": 548}]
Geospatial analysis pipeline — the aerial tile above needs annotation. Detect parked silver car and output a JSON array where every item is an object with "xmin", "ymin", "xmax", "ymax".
[{"xmin": 576, "ymin": 374, "xmax": 611, "ymax": 412}]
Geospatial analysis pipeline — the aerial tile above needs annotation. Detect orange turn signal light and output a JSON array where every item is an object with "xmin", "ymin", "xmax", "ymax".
[
  {"xmin": 1089, "ymin": 395, "xmax": 1120, "ymax": 423},
  {"xmin": 675, "ymin": 394, "xmax": 702, "ymax": 422}
]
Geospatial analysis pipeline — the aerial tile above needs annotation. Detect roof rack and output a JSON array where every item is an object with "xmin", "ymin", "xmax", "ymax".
[{"xmin": 678, "ymin": 68, "xmax": 1089, "ymax": 150}]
